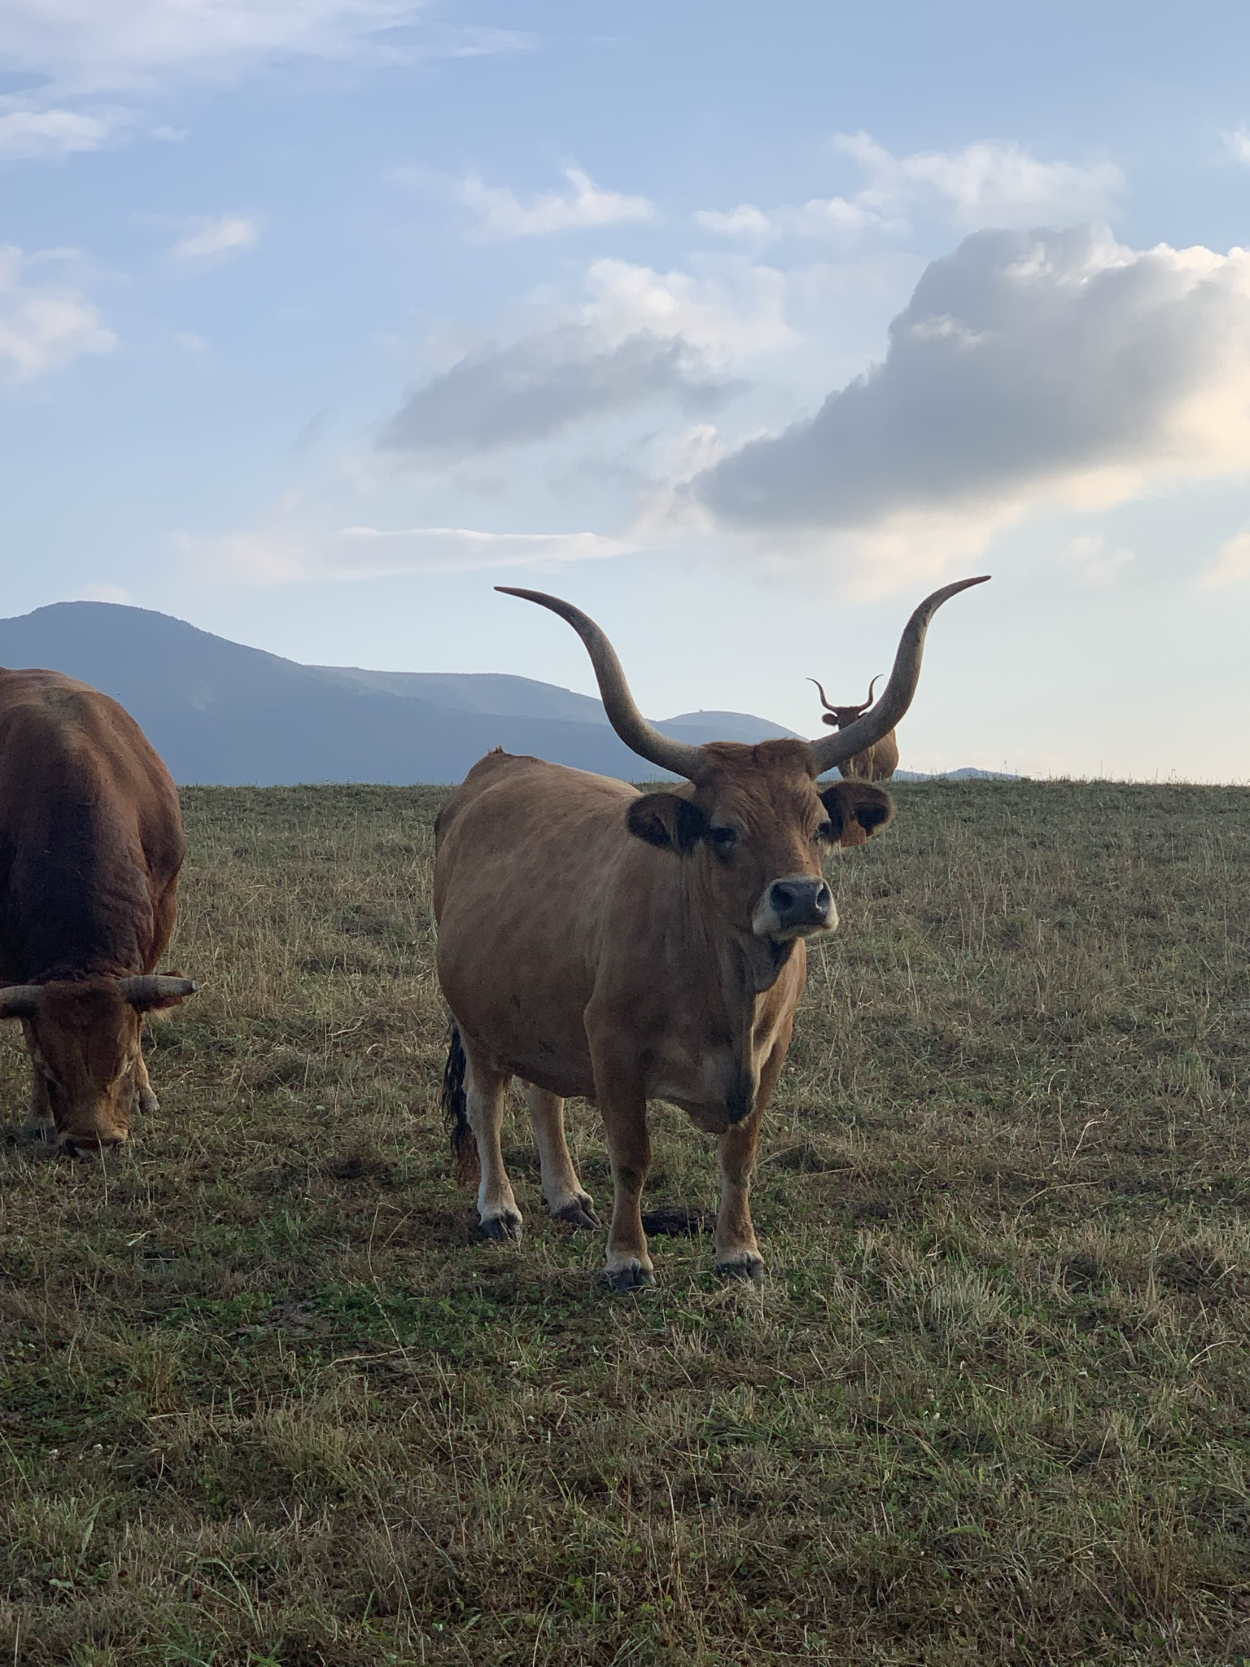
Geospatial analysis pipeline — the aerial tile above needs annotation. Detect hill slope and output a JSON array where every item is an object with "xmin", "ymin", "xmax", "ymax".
[{"xmin": 0, "ymin": 602, "xmax": 805, "ymax": 785}]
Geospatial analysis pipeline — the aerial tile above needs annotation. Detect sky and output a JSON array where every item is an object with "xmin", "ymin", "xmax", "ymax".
[{"xmin": 1, "ymin": 0, "xmax": 1249, "ymax": 782}]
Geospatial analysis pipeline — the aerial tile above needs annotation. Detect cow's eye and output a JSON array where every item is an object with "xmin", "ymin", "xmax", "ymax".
[{"xmin": 709, "ymin": 825, "xmax": 738, "ymax": 850}]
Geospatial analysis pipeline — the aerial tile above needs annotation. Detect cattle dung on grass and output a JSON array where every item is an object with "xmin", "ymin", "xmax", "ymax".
[
  {"xmin": 434, "ymin": 576, "xmax": 988, "ymax": 1290},
  {"xmin": 0, "ymin": 670, "xmax": 196, "ymax": 1155}
]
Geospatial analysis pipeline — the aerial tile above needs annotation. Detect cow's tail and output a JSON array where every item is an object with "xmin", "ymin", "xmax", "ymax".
[{"xmin": 442, "ymin": 1020, "xmax": 479, "ymax": 1187}]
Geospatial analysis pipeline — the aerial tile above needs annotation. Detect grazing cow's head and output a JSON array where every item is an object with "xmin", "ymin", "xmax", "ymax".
[
  {"xmin": 0, "ymin": 975, "xmax": 196, "ymax": 1154},
  {"xmin": 497, "ymin": 576, "xmax": 989, "ymax": 945},
  {"xmin": 808, "ymin": 675, "xmax": 885, "ymax": 732}
]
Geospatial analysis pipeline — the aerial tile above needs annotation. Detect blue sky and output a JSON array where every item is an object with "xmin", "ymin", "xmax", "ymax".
[{"xmin": 2, "ymin": 0, "xmax": 1249, "ymax": 780}]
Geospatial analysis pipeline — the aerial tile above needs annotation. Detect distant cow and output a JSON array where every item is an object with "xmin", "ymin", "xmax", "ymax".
[
  {"xmin": 435, "ymin": 577, "xmax": 987, "ymax": 1289},
  {"xmin": 0, "ymin": 670, "xmax": 196, "ymax": 1155},
  {"xmin": 808, "ymin": 676, "xmax": 899, "ymax": 781}
]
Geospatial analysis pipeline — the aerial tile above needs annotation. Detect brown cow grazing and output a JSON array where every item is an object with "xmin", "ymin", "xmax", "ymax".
[
  {"xmin": 435, "ymin": 576, "xmax": 987, "ymax": 1290},
  {"xmin": 808, "ymin": 675, "xmax": 899, "ymax": 781},
  {"xmin": 0, "ymin": 670, "xmax": 196, "ymax": 1156}
]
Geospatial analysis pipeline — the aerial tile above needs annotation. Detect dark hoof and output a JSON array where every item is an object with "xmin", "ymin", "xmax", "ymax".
[
  {"xmin": 137, "ymin": 1091, "xmax": 160, "ymax": 1116},
  {"xmin": 478, "ymin": 1212, "xmax": 523, "ymax": 1243},
  {"xmin": 602, "ymin": 1263, "xmax": 656, "ymax": 1293},
  {"xmin": 643, "ymin": 1207, "xmax": 711, "ymax": 1237},
  {"xmin": 554, "ymin": 1196, "xmax": 601, "ymax": 1230},
  {"xmin": 715, "ymin": 1255, "xmax": 766, "ymax": 1283}
]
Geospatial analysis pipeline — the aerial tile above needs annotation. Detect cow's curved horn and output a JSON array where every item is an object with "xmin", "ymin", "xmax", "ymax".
[
  {"xmin": 807, "ymin": 676, "xmax": 837, "ymax": 714},
  {"xmin": 118, "ymin": 975, "xmax": 198, "ymax": 1007},
  {"xmin": 806, "ymin": 577, "xmax": 990, "ymax": 776},
  {"xmin": 496, "ymin": 588, "xmax": 704, "ymax": 779},
  {"xmin": 0, "ymin": 985, "xmax": 42, "ymax": 1019},
  {"xmin": 866, "ymin": 674, "xmax": 883, "ymax": 706}
]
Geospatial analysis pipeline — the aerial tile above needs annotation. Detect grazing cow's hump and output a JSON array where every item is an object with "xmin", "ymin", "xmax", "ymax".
[{"xmin": 0, "ymin": 669, "xmax": 184, "ymax": 983}]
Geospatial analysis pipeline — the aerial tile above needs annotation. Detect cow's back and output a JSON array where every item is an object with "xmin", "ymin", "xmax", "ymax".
[
  {"xmin": 0, "ymin": 669, "xmax": 185, "ymax": 981},
  {"xmin": 434, "ymin": 750, "xmax": 644, "ymax": 1095}
]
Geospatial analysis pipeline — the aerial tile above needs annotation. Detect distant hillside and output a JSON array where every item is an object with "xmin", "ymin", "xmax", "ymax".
[
  {"xmin": 0, "ymin": 601, "xmax": 1013, "ymax": 786},
  {"xmin": 0, "ymin": 602, "xmax": 805, "ymax": 785}
]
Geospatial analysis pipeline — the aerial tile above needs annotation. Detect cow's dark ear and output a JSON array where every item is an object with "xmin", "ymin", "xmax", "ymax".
[
  {"xmin": 627, "ymin": 793, "xmax": 709, "ymax": 854},
  {"xmin": 819, "ymin": 781, "xmax": 895, "ymax": 848}
]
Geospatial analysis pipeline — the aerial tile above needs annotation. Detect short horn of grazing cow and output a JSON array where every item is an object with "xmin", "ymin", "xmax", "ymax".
[
  {"xmin": 0, "ymin": 985, "xmax": 42, "ymax": 1019},
  {"xmin": 117, "ymin": 975, "xmax": 199, "ymax": 1008}
]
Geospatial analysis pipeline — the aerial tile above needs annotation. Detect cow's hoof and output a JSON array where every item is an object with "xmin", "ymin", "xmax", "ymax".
[
  {"xmin": 137, "ymin": 1090, "xmax": 160, "ymax": 1116},
  {"xmin": 553, "ymin": 1194, "xmax": 600, "ymax": 1230},
  {"xmin": 715, "ymin": 1253, "xmax": 766, "ymax": 1284},
  {"xmin": 602, "ymin": 1262, "xmax": 656, "ymax": 1293},
  {"xmin": 478, "ymin": 1211, "xmax": 523, "ymax": 1243}
]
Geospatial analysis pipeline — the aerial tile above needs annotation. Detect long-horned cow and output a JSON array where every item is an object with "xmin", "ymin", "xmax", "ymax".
[
  {"xmin": 808, "ymin": 676, "xmax": 899, "ymax": 782},
  {"xmin": 0, "ymin": 670, "xmax": 196, "ymax": 1155},
  {"xmin": 435, "ymin": 577, "xmax": 987, "ymax": 1289}
]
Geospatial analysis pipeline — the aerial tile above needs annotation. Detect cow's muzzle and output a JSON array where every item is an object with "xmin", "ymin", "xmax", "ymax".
[
  {"xmin": 752, "ymin": 876, "xmax": 837, "ymax": 940},
  {"xmin": 59, "ymin": 1130, "xmax": 128, "ymax": 1159}
]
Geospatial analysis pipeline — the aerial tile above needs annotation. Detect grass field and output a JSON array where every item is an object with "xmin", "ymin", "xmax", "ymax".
[{"xmin": 1, "ymin": 778, "xmax": 1249, "ymax": 1666}]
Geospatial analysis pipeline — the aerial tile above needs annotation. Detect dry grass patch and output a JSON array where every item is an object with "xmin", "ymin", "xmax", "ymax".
[{"xmin": 1, "ymin": 779, "xmax": 1248, "ymax": 1665}]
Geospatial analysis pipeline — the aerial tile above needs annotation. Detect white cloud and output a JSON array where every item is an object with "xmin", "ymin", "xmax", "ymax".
[
  {"xmin": 695, "ymin": 226, "xmax": 1250, "ymax": 592},
  {"xmin": 379, "ymin": 327, "xmax": 736, "ymax": 459},
  {"xmin": 378, "ymin": 257, "xmax": 791, "ymax": 461},
  {"xmin": 580, "ymin": 257, "xmax": 793, "ymax": 363},
  {"xmin": 1062, "ymin": 533, "xmax": 1136, "ymax": 588},
  {"xmin": 169, "ymin": 214, "xmax": 260, "ymax": 264},
  {"xmin": 0, "ymin": 104, "xmax": 132, "ymax": 159},
  {"xmin": 1203, "ymin": 528, "xmax": 1250, "ymax": 587},
  {"xmin": 835, "ymin": 131, "xmax": 1125, "ymax": 229},
  {"xmin": 695, "ymin": 196, "xmax": 884, "ymax": 246},
  {"xmin": 179, "ymin": 522, "xmax": 632, "ymax": 585},
  {"xmin": 0, "ymin": 2, "xmax": 527, "ymax": 95},
  {"xmin": 451, "ymin": 166, "xmax": 655, "ymax": 240},
  {"xmin": 695, "ymin": 133, "xmax": 1124, "ymax": 246},
  {"xmin": 0, "ymin": 244, "xmax": 115, "ymax": 380},
  {"xmin": 1222, "ymin": 129, "xmax": 1250, "ymax": 167}
]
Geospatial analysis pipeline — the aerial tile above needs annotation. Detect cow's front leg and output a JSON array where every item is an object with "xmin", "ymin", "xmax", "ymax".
[
  {"xmin": 133, "ymin": 1039, "xmax": 159, "ymax": 1116},
  {"xmin": 714, "ymin": 1030, "xmax": 788, "ymax": 1282},
  {"xmin": 22, "ymin": 1057, "xmax": 54, "ymax": 1144},
  {"xmin": 591, "ymin": 1049, "xmax": 654, "ymax": 1290}
]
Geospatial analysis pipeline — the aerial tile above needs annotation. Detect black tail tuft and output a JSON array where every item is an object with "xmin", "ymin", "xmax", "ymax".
[{"xmin": 441, "ymin": 1020, "xmax": 478, "ymax": 1187}]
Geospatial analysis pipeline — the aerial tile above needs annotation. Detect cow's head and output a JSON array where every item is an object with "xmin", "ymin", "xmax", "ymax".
[
  {"xmin": 496, "ymin": 576, "xmax": 989, "ymax": 945},
  {"xmin": 808, "ymin": 674, "xmax": 885, "ymax": 732},
  {"xmin": 0, "ymin": 975, "xmax": 196, "ymax": 1155}
]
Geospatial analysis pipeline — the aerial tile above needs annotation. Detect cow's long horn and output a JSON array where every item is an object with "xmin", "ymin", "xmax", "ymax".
[
  {"xmin": 807, "ymin": 677, "xmax": 837, "ymax": 714},
  {"xmin": 496, "ymin": 588, "xmax": 704, "ymax": 779},
  {"xmin": 866, "ymin": 674, "xmax": 883, "ymax": 706},
  {"xmin": 0, "ymin": 984, "xmax": 42, "ymax": 1018},
  {"xmin": 806, "ymin": 577, "xmax": 990, "ymax": 775},
  {"xmin": 118, "ymin": 975, "xmax": 198, "ymax": 1006}
]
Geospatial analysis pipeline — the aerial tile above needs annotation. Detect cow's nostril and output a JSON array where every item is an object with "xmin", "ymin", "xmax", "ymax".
[
  {"xmin": 816, "ymin": 882, "xmax": 832, "ymax": 913},
  {"xmin": 771, "ymin": 882, "xmax": 796, "ymax": 911}
]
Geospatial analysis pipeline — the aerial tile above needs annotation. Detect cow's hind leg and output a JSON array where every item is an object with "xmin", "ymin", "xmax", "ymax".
[
  {"xmin": 525, "ymin": 1085, "xmax": 599, "ymax": 1229},
  {"xmin": 446, "ymin": 1028, "xmax": 522, "ymax": 1242}
]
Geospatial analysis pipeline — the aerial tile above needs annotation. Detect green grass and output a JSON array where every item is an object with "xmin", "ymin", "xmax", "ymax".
[{"xmin": 1, "ymin": 778, "xmax": 1248, "ymax": 1665}]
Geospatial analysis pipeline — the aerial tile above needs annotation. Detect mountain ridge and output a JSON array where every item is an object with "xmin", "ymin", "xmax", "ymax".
[{"xmin": 0, "ymin": 601, "xmax": 1014, "ymax": 786}]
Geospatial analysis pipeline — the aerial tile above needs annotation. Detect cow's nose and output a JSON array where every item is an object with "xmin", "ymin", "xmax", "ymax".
[
  {"xmin": 60, "ymin": 1132, "xmax": 126, "ymax": 1159},
  {"xmin": 769, "ymin": 878, "xmax": 833, "ymax": 928}
]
